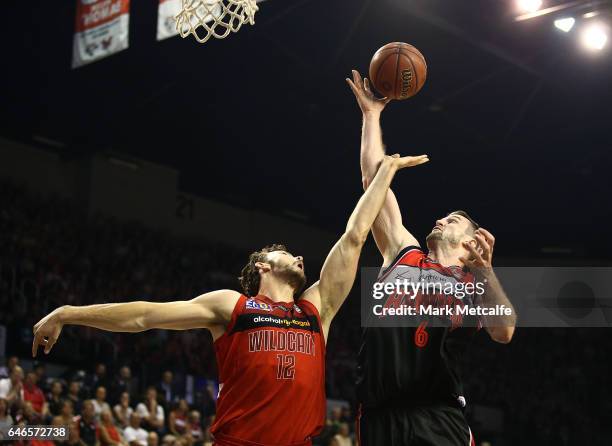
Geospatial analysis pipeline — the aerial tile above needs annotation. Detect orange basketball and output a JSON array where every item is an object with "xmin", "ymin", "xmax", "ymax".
[{"xmin": 368, "ymin": 42, "xmax": 427, "ymax": 100}]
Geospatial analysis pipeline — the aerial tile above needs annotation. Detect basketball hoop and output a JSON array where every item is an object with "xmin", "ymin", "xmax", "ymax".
[{"xmin": 175, "ymin": 0, "xmax": 259, "ymax": 44}]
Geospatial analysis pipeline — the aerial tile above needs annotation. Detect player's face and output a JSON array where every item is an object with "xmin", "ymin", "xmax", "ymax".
[
  {"xmin": 426, "ymin": 214, "xmax": 473, "ymax": 247},
  {"xmin": 265, "ymin": 250, "xmax": 307, "ymax": 293},
  {"xmin": 267, "ymin": 250, "xmax": 305, "ymax": 272}
]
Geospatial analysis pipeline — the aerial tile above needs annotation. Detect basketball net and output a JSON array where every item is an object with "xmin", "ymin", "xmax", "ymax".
[{"xmin": 175, "ymin": 0, "xmax": 259, "ymax": 44}]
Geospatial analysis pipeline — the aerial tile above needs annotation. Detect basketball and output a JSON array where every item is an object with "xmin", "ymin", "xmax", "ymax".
[{"xmin": 368, "ymin": 42, "xmax": 427, "ymax": 100}]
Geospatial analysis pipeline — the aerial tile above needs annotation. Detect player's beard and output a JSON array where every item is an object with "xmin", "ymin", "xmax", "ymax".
[
  {"xmin": 426, "ymin": 229, "xmax": 462, "ymax": 249},
  {"xmin": 271, "ymin": 262, "xmax": 307, "ymax": 297},
  {"xmin": 425, "ymin": 229, "xmax": 443, "ymax": 244}
]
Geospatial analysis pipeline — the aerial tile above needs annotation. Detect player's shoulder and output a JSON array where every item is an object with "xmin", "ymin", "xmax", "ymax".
[
  {"xmin": 193, "ymin": 289, "xmax": 242, "ymax": 304},
  {"xmin": 191, "ymin": 290, "xmax": 243, "ymax": 321}
]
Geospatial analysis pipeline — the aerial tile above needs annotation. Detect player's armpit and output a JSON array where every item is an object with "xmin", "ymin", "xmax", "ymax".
[
  {"xmin": 367, "ymin": 187, "xmax": 419, "ymax": 266},
  {"xmin": 301, "ymin": 281, "xmax": 322, "ymax": 316},
  {"xmin": 300, "ymin": 281, "xmax": 332, "ymax": 342},
  {"xmin": 304, "ymin": 232, "xmax": 364, "ymax": 330}
]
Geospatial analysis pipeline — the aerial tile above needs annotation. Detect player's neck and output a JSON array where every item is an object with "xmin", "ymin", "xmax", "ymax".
[
  {"xmin": 427, "ymin": 244, "xmax": 464, "ymax": 268},
  {"xmin": 257, "ymin": 279, "xmax": 295, "ymax": 303}
]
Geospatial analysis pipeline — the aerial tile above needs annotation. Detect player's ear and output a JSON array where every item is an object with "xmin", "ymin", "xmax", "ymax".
[
  {"xmin": 466, "ymin": 238, "xmax": 482, "ymax": 255},
  {"xmin": 255, "ymin": 261, "xmax": 271, "ymax": 274}
]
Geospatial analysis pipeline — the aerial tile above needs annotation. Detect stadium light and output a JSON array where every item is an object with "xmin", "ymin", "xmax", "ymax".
[
  {"xmin": 554, "ymin": 17, "xmax": 575, "ymax": 32},
  {"xmin": 581, "ymin": 23, "xmax": 608, "ymax": 51},
  {"xmin": 517, "ymin": 0, "xmax": 543, "ymax": 14},
  {"xmin": 583, "ymin": 11, "xmax": 600, "ymax": 19}
]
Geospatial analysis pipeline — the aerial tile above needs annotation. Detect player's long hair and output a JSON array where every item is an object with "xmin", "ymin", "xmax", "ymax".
[{"xmin": 239, "ymin": 244, "xmax": 288, "ymax": 297}]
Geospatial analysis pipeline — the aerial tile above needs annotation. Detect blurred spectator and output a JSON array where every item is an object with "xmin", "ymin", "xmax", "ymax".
[
  {"xmin": 66, "ymin": 381, "xmax": 83, "ymax": 415},
  {"xmin": 193, "ymin": 388, "xmax": 215, "ymax": 420},
  {"xmin": 0, "ymin": 397, "xmax": 14, "ymax": 439},
  {"xmin": 330, "ymin": 423, "xmax": 352, "ymax": 446},
  {"xmin": 22, "ymin": 401, "xmax": 37, "ymax": 424},
  {"xmin": 74, "ymin": 400, "xmax": 98, "ymax": 446},
  {"xmin": 114, "ymin": 391, "xmax": 134, "ymax": 429},
  {"xmin": 51, "ymin": 399, "xmax": 77, "ymax": 446},
  {"xmin": 98, "ymin": 408, "xmax": 126, "ymax": 446},
  {"xmin": 157, "ymin": 371, "xmax": 180, "ymax": 410},
  {"xmin": 328, "ymin": 406, "xmax": 342, "ymax": 429},
  {"xmin": 0, "ymin": 356, "xmax": 19, "ymax": 379},
  {"xmin": 167, "ymin": 399, "xmax": 189, "ymax": 438},
  {"xmin": 52, "ymin": 399, "xmax": 75, "ymax": 427},
  {"xmin": 340, "ymin": 407, "xmax": 352, "ymax": 424},
  {"xmin": 201, "ymin": 415, "xmax": 214, "ymax": 446},
  {"xmin": 47, "ymin": 380, "xmax": 64, "ymax": 417},
  {"xmin": 22, "ymin": 370, "xmax": 49, "ymax": 423},
  {"xmin": 0, "ymin": 365, "xmax": 23, "ymax": 405},
  {"xmin": 112, "ymin": 366, "xmax": 137, "ymax": 404},
  {"xmin": 147, "ymin": 431, "xmax": 159, "ymax": 446},
  {"xmin": 92, "ymin": 386, "xmax": 112, "ymax": 421},
  {"xmin": 85, "ymin": 363, "xmax": 110, "ymax": 397},
  {"xmin": 136, "ymin": 386, "xmax": 164, "ymax": 433},
  {"xmin": 124, "ymin": 413, "xmax": 148, "ymax": 446},
  {"xmin": 187, "ymin": 410, "xmax": 203, "ymax": 446}
]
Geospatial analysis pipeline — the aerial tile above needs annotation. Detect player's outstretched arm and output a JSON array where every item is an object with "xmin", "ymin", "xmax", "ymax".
[
  {"xmin": 32, "ymin": 289, "xmax": 241, "ymax": 357},
  {"xmin": 347, "ymin": 70, "xmax": 422, "ymax": 266},
  {"xmin": 303, "ymin": 154, "xmax": 428, "ymax": 333}
]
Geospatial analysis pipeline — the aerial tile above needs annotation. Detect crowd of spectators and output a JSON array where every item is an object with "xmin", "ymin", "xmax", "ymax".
[
  {"xmin": 0, "ymin": 357, "xmax": 212, "ymax": 445},
  {"xmin": 2, "ymin": 178, "xmax": 612, "ymax": 445},
  {"xmin": 0, "ymin": 356, "xmax": 358, "ymax": 446}
]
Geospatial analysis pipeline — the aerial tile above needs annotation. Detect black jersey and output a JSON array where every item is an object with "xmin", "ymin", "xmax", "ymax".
[{"xmin": 357, "ymin": 246, "xmax": 481, "ymax": 409}]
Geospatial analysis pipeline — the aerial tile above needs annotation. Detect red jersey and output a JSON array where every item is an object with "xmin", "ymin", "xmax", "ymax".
[{"xmin": 211, "ymin": 294, "xmax": 326, "ymax": 446}]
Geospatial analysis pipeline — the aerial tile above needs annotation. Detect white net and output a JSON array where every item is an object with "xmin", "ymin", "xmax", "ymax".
[{"xmin": 175, "ymin": 0, "xmax": 259, "ymax": 44}]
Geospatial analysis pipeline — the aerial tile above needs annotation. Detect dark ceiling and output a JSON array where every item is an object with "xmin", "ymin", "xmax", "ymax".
[{"xmin": 2, "ymin": 0, "xmax": 612, "ymax": 259}]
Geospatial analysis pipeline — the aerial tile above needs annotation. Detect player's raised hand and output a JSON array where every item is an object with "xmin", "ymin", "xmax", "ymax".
[
  {"xmin": 383, "ymin": 153, "xmax": 429, "ymax": 171},
  {"xmin": 32, "ymin": 308, "xmax": 64, "ymax": 357},
  {"xmin": 346, "ymin": 69, "xmax": 390, "ymax": 115},
  {"xmin": 460, "ymin": 228, "xmax": 495, "ymax": 272}
]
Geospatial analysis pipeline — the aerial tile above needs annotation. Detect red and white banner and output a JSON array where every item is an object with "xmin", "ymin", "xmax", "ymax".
[{"xmin": 72, "ymin": 0, "xmax": 130, "ymax": 68}]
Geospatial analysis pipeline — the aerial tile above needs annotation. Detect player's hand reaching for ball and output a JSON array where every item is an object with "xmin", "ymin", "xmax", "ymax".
[
  {"xmin": 346, "ymin": 70, "xmax": 390, "ymax": 115},
  {"xmin": 32, "ymin": 308, "xmax": 65, "ymax": 357}
]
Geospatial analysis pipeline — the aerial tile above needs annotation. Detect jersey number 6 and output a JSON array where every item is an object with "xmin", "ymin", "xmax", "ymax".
[{"xmin": 414, "ymin": 322, "xmax": 429, "ymax": 348}]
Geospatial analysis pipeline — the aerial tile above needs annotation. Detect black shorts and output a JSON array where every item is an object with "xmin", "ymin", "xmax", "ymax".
[{"xmin": 357, "ymin": 403, "xmax": 474, "ymax": 446}]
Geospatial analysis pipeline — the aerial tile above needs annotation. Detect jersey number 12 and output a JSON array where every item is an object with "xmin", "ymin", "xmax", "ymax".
[{"xmin": 276, "ymin": 354, "xmax": 296, "ymax": 380}]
